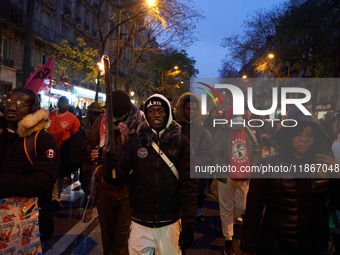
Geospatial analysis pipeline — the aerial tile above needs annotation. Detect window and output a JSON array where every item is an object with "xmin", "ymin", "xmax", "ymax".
[
  {"xmin": 1, "ymin": 37, "xmax": 12, "ymax": 59},
  {"xmin": 41, "ymin": 53, "xmax": 47, "ymax": 65},
  {"xmin": 30, "ymin": 48, "xmax": 35, "ymax": 68}
]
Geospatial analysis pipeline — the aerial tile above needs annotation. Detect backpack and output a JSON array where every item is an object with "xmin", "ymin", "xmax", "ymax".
[{"xmin": 24, "ymin": 130, "xmax": 42, "ymax": 165}]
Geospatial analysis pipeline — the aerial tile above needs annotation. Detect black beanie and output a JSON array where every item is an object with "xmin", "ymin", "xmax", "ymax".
[{"xmin": 112, "ymin": 90, "xmax": 131, "ymax": 117}]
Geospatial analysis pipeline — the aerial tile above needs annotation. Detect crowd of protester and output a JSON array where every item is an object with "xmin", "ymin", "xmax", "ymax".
[{"xmin": 1, "ymin": 87, "xmax": 340, "ymax": 255}]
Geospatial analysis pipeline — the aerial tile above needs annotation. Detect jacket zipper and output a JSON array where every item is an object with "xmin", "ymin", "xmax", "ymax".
[{"xmin": 154, "ymin": 139, "xmax": 160, "ymax": 227}]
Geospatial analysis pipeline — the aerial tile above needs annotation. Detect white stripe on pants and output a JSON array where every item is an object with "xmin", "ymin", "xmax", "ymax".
[
  {"xmin": 128, "ymin": 220, "xmax": 182, "ymax": 255},
  {"xmin": 218, "ymin": 178, "xmax": 249, "ymax": 240}
]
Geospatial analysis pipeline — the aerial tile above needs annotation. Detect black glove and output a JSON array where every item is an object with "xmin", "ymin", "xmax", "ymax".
[
  {"xmin": 179, "ymin": 226, "xmax": 194, "ymax": 250},
  {"xmin": 102, "ymin": 150, "xmax": 119, "ymax": 185}
]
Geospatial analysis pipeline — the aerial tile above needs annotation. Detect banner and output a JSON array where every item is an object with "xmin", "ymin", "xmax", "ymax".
[
  {"xmin": 25, "ymin": 55, "xmax": 54, "ymax": 94},
  {"xmin": 0, "ymin": 197, "xmax": 42, "ymax": 255}
]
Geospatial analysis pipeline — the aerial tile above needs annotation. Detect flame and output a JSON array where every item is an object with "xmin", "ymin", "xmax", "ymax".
[{"xmin": 97, "ymin": 57, "xmax": 105, "ymax": 75}]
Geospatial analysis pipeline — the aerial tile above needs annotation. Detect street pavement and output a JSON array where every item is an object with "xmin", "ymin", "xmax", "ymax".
[{"xmin": 43, "ymin": 177, "xmax": 243, "ymax": 255}]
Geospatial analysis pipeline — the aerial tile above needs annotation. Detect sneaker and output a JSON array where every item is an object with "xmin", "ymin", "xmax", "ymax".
[
  {"xmin": 196, "ymin": 208, "xmax": 205, "ymax": 222},
  {"xmin": 224, "ymin": 240, "xmax": 235, "ymax": 255},
  {"xmin": 73, "ymin": 170, "xmax": 79, "ymax": 182},
  {"xmin": 52, "ymin": 200, "xmax": 60, "ymax": 211},
  {"xmin": 236, "ymin": 217, "xmax": 243, "ymax": 223},
  {"xmin": 83, "ymin": 209, "xmax": 92, "ymax": 223}
]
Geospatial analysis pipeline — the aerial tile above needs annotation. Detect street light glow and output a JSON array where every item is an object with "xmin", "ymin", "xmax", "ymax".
[
  {"xmin": 268, "ymin": 53, "xmax": 275, "ymax": 59},
  {"xmin": 242, "ymin": 75, "xmax": 247, "ymax": 79},
  {"xmin": 146, "ymin": 0, "xmax": 156, "ymax": 7},
  {"xmin": 174, "ymin": 66, "xmax": 179, "ymax": 70},
  {"xmin": 97, "ymin": 57, "xmax": 105, "ymax": 75},
  {"xmin": 130, "ymin": 91, "xmax": 135, "ymax": 97}
]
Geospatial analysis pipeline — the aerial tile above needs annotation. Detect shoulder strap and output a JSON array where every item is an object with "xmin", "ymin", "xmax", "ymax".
[
  {"xmin": 24, "ymin": 130, "xmax": 42, "ymax": 165},
  {"xmin": 150, "ymin": 141, "xmax": 179, "ymax": 180}
]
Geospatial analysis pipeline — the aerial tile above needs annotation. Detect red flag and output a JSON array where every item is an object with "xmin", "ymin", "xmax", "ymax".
[{"xmin": 25, "ymin": 55, "xmax": 54, "ymax": 93}]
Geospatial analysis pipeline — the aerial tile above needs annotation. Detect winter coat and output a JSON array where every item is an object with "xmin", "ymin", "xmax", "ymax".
[
  {"xmin": 106, "ymin": 94, "xmax": 198, "ymax": 229},
  {"xmin": 240, "ymin": 155, "xmax": 331, "ymax": 254},
  {"xmin": 118, "ymin": 121, "xmax": 197, "ymax": 228},
  {"xmin": 0, "ymin": 109, "xmax": 60, "ymax": 242},
  {"xmin": 85, "ymin": 104, "xmax": 144, "ymax": 199},
  {"xmin": 176, "ymin": 92, "xmax": 213, "ymax": 167}
]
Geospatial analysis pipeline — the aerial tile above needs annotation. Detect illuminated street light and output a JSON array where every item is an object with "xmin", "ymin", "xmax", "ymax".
[
  {"xmin": 146, "ymin": 0, "xmax": 156, "ymax": 7},
  {"xmin": 242, "ymin": 75, "xmax": 247, "ymax": 79},
  {"xmin": 174, "ymin": 66, "xmax": 179, "ymax": 70},
  {"xmin": 130, "ymin": 91, "xmax": 135, "ymax": 97},
  {"xmin": 268, "ymin": 53, "xmax": 275, "ymax": 59},
  {"xmin": 97, "ymin": 59, "xmax": 104, "ymax": 75}
]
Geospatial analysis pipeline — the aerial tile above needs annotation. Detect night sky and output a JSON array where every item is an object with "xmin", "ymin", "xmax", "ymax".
[{"xmin": 187, "ymin": 0, "xmax": 287, "ymax": 78}]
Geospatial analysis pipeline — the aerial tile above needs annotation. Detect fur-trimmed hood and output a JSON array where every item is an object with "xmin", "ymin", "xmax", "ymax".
[
  {"xmin": 175, "ymin": 92, "xmax": 201, "ymax": 123},
  {"xmin": 138, "ymin": 121, "xmax": 182, "ymax": 147},
  {"xmin": 17, "ymin": 109, "xmax": 50, "ymax": 137}
]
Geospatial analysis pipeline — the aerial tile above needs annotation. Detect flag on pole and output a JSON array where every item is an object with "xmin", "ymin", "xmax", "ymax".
[{"xmin": 25, "ymin": 55, "xmax": 54, "ymax": 94}]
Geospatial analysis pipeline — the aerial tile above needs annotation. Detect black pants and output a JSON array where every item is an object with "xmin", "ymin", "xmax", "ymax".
[{"xmin": 96, "ymin": 185, "xmax": 131, "ymax": 255}]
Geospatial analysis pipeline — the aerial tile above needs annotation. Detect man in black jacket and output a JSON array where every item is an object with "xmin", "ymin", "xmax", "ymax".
[
  {"xmin": 0, "ymin": 88, "xmax": 60, "ymax": 247},
  {"xmin": 104, "ymin": 94, "xmax": 198, "ymax": 254}
]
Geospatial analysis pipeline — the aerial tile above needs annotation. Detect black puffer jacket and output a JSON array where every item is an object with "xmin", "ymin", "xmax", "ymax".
[
  {"xmin": 105, "ymin": 94, "xmax": 198, "ymax": 229},
  {"xmin": 0, "ymin": 109, "xmax": 60, "ymax": 242},
  {"xmin": 241, "ymin": 155, "xmax": 330, "ymax": 254}
]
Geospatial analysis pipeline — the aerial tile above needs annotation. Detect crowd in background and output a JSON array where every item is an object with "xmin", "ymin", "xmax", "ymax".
[{"xmin": 1, "ymin": 87, "xmax": 340, "ymax": 255}]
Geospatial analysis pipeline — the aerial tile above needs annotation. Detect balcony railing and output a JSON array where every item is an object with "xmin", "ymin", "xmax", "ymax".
[
  {"xmin": 32, "ymin": 19, "xmax": 63, "ymax": 44},
  {"xmin": 0, "ymin": 57, "xmax": 14, "ymax": 68}
]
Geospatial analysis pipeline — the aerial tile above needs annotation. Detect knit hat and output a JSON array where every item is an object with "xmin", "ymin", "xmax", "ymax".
[
  {"xmin": 88, "ymin": 102, "xmax": 104, "ymax": 113},
  {"xmin": 112, "ymin": 90, "xmax": 131, "ymax": 117}
]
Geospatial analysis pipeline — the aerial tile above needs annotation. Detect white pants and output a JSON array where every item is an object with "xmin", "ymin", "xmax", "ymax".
[
  {"xmin": 218, "ymin": 178, "xmax": 249, "ymax": 240},
  {"xmin": 128, "ymin": 220, "xmax": 182, "ymax": 255}
]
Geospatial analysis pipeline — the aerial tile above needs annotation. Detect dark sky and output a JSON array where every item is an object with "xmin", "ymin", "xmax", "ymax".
[{"xmin": 187, "ymin": 0, "xmax": 286, "ymax": 78}]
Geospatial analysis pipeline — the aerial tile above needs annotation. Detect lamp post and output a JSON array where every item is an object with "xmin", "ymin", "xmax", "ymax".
[
  {"xmin": 114, "ymin": 0, "xmax": 157, "ymax": 91},
  {"xmin": 115, "ymin": 8, "xmax": 122, "ymax": 90}
]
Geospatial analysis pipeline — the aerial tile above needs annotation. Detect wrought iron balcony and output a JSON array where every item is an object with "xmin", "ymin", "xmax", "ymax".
[
  {"xmin": 0, "ymin": 57, "xmax": 14, "ymax": 68},
  {"xmin": 32, "ymin": 19, "xmax": 63, "ymax": 44}
]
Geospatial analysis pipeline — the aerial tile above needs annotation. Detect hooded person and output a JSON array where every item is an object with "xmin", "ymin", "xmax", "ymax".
[
  {"xmin": 85, "ymin": 90, "xmax": 144, "ymax": 255},
  {"xmin": 176, "ymin": 92, "xmax": 213, "ymax": 221},
  {"xmin": 212, "ymin": 105, "xmax": 261, "ymax": 255},
  {"xmin": 203, "ymin": 106, "xmax": 219, "ymax": 135},
  {"xmin": 103, "ymin": 94, "xmax": 198, "ymax": 254},
  {"xmin": 240, "ymin": 107, "xmax": 340, "ymax": 255}
]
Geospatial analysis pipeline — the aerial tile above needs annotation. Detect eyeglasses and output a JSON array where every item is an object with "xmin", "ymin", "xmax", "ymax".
[{"xmin": 4, "ymin": 99, "xmax": 29, "ymax": 109}]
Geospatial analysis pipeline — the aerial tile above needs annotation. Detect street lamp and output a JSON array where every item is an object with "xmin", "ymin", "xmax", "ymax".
[
  {"xmin": 130, "ymin": 91, "xmax": 135, "ymax": 97},
  {"xmin": 268, "ymin": 53, "xmax": 275, "ymax": 59},
  {"xmin": 146, "ymin": 0, "xmax": 156, "ymax": 7},
  {"xmin": 267, "ymin": 53, "xmax": 291, "ymax": 77},
  {"xmin": 242, "ymin": 75, "xmax": 247, "ymax": 79},
  {"xmin": 174, "ymin": 66, "xmax": 179, "ymax": 70},
  {"xmin": 115, "ymin": 0, "xmax": 157, "ymax": 91}
]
